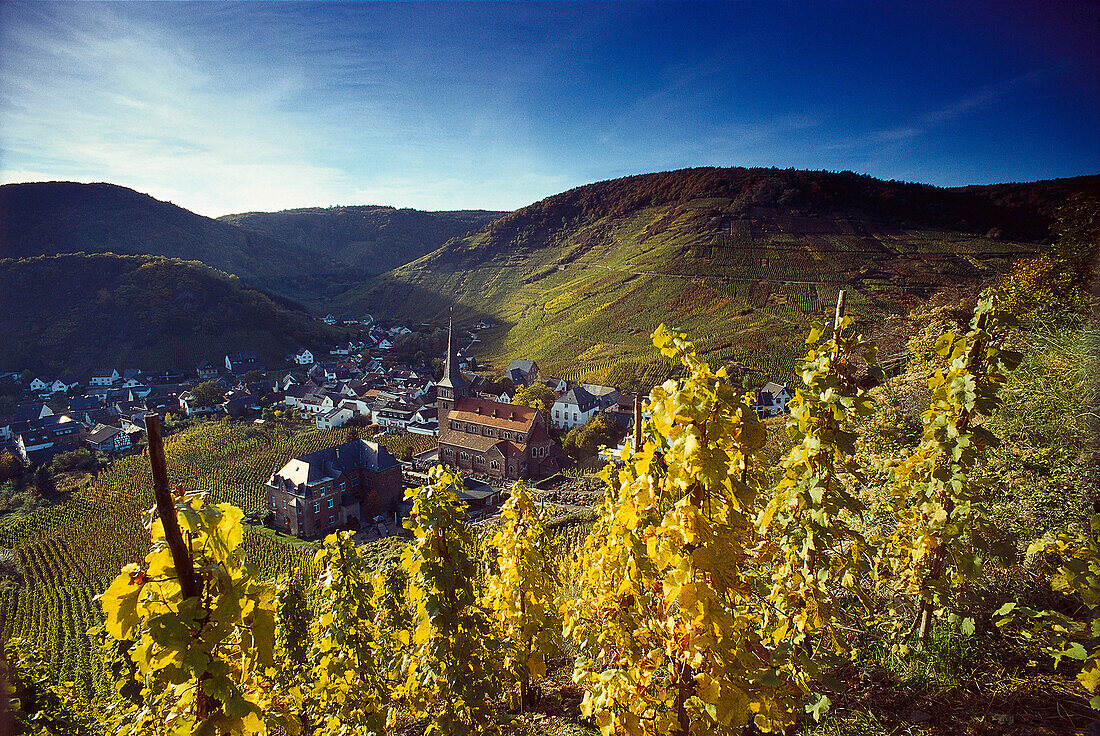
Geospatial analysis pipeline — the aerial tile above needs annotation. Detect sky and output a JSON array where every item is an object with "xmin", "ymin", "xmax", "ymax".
[{"xmin": 1, "ymin": 1, "xmax": 1097, "ymax": 217}]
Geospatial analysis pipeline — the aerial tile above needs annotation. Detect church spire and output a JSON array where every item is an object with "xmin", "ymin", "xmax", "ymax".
[{"xmin": 437, "ymin": 308, "xmax": 468, "ymax": 392}]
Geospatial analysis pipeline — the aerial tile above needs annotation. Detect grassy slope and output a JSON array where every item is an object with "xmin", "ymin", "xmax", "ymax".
[
  {"xmin": 341, "ymin": 167, "xmax": 1071, "ymax": 390},
  {"xmin": 219, "ymin": 205, "xmax": 504, "ymax": 276},
  {"xmin": 0, "ymin": 253, "xmax": 347, "ymax": 374}
]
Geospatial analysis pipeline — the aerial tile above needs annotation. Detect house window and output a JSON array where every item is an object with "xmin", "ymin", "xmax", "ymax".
[
  {"xmin": 555, "ymin": 410, "xmax": 559, "ymax": 418},
  {"xmin": 490, "ymin": 460, "xmax": 500, "ymax": 470},
  {"xmin": 573, "ymin": 413, "xmax": 578, "ymax": 421},
  {"xmin": 313, "ymin": 503, "xmax": 320, "ymax": 513},
  {"xmin": 329, "ymin": 515, "xmax": 336, "ymax": 524},
  {"xmin": 271, "ymin": 500, "xmax": 277, "ymax": 509},
  {"xmin": 328, "ymin": 499, "xmax": 334, "ymax": 508}
]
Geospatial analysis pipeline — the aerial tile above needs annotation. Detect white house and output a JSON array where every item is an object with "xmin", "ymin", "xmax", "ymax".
[
  {"xmin": 407, "ymin": 406, "xmax": 438, "ymax": 436},
  {"xmin": 293, "ymin": 349, "xmax": 314, "ymax": 365},
  {"xmin": 377, "ymin": 339, "xmax": 394, "ymax": 351},
  {"xmin": 503, "ymin": 359, "xmax": 539, "ymax": 386},
  {"xmin": 90, "ymin": 369, "xmax": 120, "ymax": 386},
  {"xmin": 551, "ymin": 386, "xmax": 602, "ymax": 430},
  {"xmin": 581, "ymin": 384, "xmax": 621, "ymax": 409},
  {"xmin": 542, "ymin": 376, "xmax": 568, "ymax": 395},
  {"xmin": 322, "ymin": 314, "xmax": 337, "ymax": 325},
  {"xmin": 178, "ymin": 391, "xmax": 221, "ymax": 418},
  {"xmin": 756, "ymin": 382, "xmax": 793, "ymax": 418},
  {"xmin": 86, "ymin": 424, "xmax": 132, "ymax": 454},
  {"xmin": 316, "ymin": 406, "xmax": 355, "ymax": 430},
  {"xmin": 29, "ymin": 377, "xmax": 50, "ymax": 392}
]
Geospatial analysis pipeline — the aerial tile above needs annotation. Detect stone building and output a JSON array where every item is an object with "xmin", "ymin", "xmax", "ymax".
[
  {"xmin": 436, "ymin": 314, "xmax": 560, "ymax": 480},
  {"xmin": 265, "ymin": 439, "xmax": 401, "ymax": 539}
]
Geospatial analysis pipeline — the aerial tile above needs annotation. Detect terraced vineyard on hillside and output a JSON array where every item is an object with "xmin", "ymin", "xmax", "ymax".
[{"xmin": 349, "ymin": 193, "xmax": 1037, "ymax": 390}]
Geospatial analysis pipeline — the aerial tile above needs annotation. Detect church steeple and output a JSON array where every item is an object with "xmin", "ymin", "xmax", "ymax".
[{"xmin": 436, "ymin": 309, "xmax": 469, "ymax": 418}]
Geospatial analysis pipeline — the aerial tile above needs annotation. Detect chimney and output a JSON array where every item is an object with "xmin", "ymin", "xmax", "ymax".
[{"xmin": 476, "ymin": 406, "xmax": 481, "ymax": 414}]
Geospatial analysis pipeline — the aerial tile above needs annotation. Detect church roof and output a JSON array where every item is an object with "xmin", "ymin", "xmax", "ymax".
[
  {"xmin": 448, "ymin": 397, "xmax": 537, "ymax": 430},
  {"xmin": 437, "ymin": 313, "xmax": 469, "ymax": 391}
]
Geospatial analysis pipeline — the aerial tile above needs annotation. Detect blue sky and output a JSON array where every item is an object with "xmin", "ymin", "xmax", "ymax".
[{"xmin": 1, "ymin": 1, "xmax": 1096, "ymax": 217}]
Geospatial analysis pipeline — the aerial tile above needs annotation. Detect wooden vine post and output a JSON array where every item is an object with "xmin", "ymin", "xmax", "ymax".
[
  {"xmin": 145, "ymin": 413, "xmax": 200, "ymax": 601},
  {"xmin": 633, "ymin": 393, "xmax": 642, "ymax": 454},
  {"xmin": 144, "ymin": 412, "xmax": 211, "ymax": 717}
]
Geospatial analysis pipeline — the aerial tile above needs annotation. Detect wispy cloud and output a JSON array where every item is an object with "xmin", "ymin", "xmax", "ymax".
[
  {"xmin": 0, "ymin": 3, "xmax": 1093, "ymax": 210},
  {"xmin": 851, "ymin": 70, "xmax": 1048, "ymax": 149},
  {"xmin": 0, "ymin": 3, "xmax": 357, "ymax": 214}
]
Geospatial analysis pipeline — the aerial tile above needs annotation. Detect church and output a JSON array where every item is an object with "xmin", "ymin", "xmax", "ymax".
[{"xmin": 436, "ymin": 316, "xmax": 561, "ymax": 481}]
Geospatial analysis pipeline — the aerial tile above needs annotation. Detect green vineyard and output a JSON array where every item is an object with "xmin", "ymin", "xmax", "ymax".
[
  {"xmin": 347, "ymin": 193, "xmax": 1035, "ymax": 393},
  {"xmin": 0, "ymin": 420, "xmax": 435, "ymax": 699}
]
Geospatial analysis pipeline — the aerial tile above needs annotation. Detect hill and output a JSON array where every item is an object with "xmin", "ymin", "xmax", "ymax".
[
  {"xmin": 0, "ymin": 253, "xmax": 347, "ymax": 374},
  {"xmin": 0, "ymin": 181, "xmax": 321, "ymax": 300},
  {"xmin": 219, "ymin": 205, "xmax": 503, "ymax": 276},
  {"xmin": 340, "ymin": 167, "xmax": 1099, "ymax": 389}
]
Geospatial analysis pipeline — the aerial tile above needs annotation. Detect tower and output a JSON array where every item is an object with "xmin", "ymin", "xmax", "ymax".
[{"xmin": 436, "ymin": 310, "xmax": 469, "ymax": 419}]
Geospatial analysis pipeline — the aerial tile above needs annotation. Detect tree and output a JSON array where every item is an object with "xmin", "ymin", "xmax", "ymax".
[
  {"xmin": 997, "ymin": 514, "xmax": 1100, "ymax": 710},
  {"xmin": 876, "ymin": 296, "xmax": 1020, "ymax": 646},
  {"xmin": 754, "ymin": 307, "xmax": 882, "ymax": 713},
  {"xmin": 511, "ymin": 382, "xmax": 555, "ymax": 415},
  {"xmin": 33, "ymin": 466, "xmax": 55, "ymax": 498},
  {"xmin": 50, "ymin": 448, "xmax": 96, "ymax": 475},
  {"xmin": 191, "ymin": 380, "xmax": 224, "ymax": 407},
  {"xmin": 273, "ymin": 577, "xmax": 310, "ymax": 689},
  {"xmin": 995, "ymin": 194, "xmax": 1099, "ymax": 324},
  {"xmin": 0, "ymin": 450, "xmax": 20, "ymax": 483},
  {"xmin": 241, "ymin": 370, "xmax": 265, "ymax": 383},
  {"xmin": 562, "ymin": 412, "xmax": 623, "ymax": 460}
]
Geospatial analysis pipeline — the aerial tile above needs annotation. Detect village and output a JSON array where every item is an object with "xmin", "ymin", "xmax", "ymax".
[{"xmin": 0, "ymin": 316, "xmax": 794, "ymax": 543}]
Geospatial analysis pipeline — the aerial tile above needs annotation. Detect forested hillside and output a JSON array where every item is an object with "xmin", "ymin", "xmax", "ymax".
[
  {"xmin": 220, "ymin": 205, "xmax": 503, "ymax": 276},
  {"xmin": 0, "ymin": 182, "xmax": 320, "ymax": 299},
  {"xmin": 341, "ymin": 168, "xmax": 1099, "ymax": 390},
  {"xmin": 0, "ymin": 254, "xmax": 345, "ymax": 374}
]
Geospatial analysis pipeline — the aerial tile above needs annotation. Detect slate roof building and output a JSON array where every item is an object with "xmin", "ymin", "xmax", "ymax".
[
  {"xmin": 85, "ymin": 424, "xmax": 131, "ymax": 454},
  {"xmin": 503, "ymin": 359, "xmax": 539, "ymax": 386},
  {"xmin": 265, "ymin": 439, "xmax": 402, "ymax": 539},
  {"xmin": 225, "ymin": 352, "xmax": 261, "ymax": 374},
  {"xmin": 551, "ymin": 386, "xmax": 600, "ymax": 430}
]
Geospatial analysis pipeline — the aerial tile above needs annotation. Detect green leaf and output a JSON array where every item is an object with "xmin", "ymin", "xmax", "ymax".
[{"xmin": 805, "ymin": 693, "xmax": 831, "ymax": 721}]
